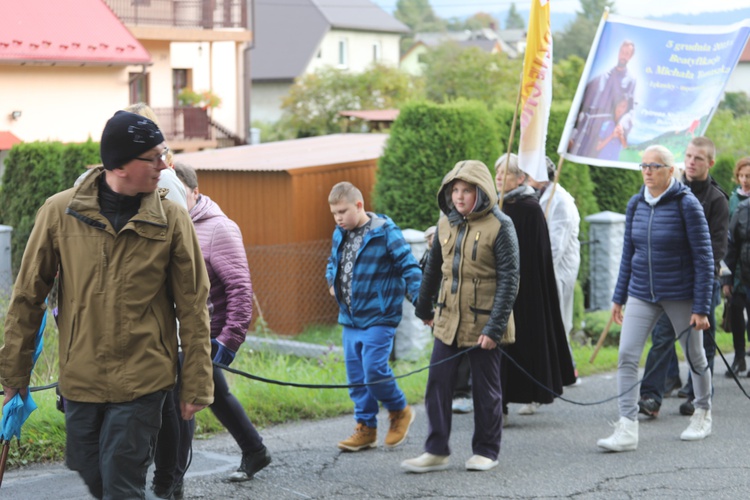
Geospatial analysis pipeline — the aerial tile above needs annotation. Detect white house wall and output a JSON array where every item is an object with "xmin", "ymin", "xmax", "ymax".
[
  {"xmin": 251, "ymin": 82, "xmax": 291, "ymax": 123},
  {"xmin": 726, "ymin": 64, "xmax": 750, "ymax": 95},
  {"xmin": 171, "ymin": 41, "xmax": 240, "ymax": 134},
  {"xmin": 307, "ymin": 29, "xmax": 401, "ymax": 74},
  {"xmin": 0, "ymin": 65, "xmax": 129, "ymax": 143},
  {"xmin": 400, "ymin": 45, "xmax": 427, "ymax": 76},
  {"xmin": 251, "ymin": 30, "xmax": 402, "ymax": 123}
]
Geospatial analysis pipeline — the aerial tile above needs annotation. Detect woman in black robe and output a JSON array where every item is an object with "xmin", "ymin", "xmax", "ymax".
[{"xmin": 495, "ymin": 153, "xmax": 577, "ymax": 416}]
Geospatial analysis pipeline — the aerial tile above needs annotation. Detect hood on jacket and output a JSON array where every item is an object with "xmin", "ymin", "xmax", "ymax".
[
  {"xmin": 438, "ymin": 160, "xmax": 498, "ymax": 221},
  {"xmin": 190, "ymin": 194, "xmax": 226, "ymax": 223}
]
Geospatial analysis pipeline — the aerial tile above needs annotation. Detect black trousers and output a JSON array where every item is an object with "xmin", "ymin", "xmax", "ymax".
[
  {"xmin": 424, "ymin": 339, "xmax": 503, "ymax": 460},
  {"xmin": 65, "ymin": 391, "xmax": 166, "ymax": 500}
]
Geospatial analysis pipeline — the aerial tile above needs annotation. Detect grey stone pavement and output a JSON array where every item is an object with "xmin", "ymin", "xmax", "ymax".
[{"xmin": 3, "ymin": 360, "xmax": 750, "ymax": 499}]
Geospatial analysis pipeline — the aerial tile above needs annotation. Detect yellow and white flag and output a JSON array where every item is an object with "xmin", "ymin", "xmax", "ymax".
[{"xmin": 519, "ymin": 0, "xmax": 552, "ymax": 181}]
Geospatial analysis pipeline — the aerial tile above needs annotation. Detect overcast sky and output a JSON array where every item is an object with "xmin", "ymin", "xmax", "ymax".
[{"xmin": 373, "ymin": 0, "xmax": 750, "ymax": 19}]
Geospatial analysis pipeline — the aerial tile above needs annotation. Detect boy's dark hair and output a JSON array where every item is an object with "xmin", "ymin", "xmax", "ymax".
[
  {"xmin": 329, "ymin": 181, "xmax": 363, "ymax": 205},
  {"xmin": 173, "ymin": 162, "xmax": 199, "ymax": 190}
]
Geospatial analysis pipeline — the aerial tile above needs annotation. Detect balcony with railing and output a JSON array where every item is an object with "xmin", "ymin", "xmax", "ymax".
[
  {"xmin": 105, "ymin": 0, "xmax": 248, "ymax": 30},
  {"xmin": 152, "ymin": 107, "xmax": 245, "ymax": 151}
]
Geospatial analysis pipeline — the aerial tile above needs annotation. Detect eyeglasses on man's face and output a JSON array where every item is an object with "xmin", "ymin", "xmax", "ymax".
[
  {"xmin": 135, "ymin": 147, "xmax": 169, "ymax": 166},
  {"xmin": 639, "ymin": 162, "xmax": 668, "ymax": 172}
]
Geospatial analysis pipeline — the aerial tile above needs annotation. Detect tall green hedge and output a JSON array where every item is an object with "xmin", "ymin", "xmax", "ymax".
[
  {"xmin": 712, "ymin": 154, "xmax": 736, "ymax": 196},
  {"xmin": 61, "ymin": 139, "xmax": 100, "ymax": 188},
  {"xmin": 373, "ymin": 100, "xmax": 500, "ymax": 230},
  {"xmin": 0, "ymin": 141, "xmax": 100, "ymax": 273},
  {"xmin": 587, "ymin": 167, "xmax": 642, "ymax": 214}
]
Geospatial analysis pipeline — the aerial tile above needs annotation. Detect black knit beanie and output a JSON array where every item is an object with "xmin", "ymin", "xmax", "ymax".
[{"xmin": 100, "ymin": 110, "xmax": 164, "ymax": 170}]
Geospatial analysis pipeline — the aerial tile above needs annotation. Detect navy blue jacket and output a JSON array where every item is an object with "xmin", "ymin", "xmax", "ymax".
[
  {"xmin": 612, "ymin": 181, "xmax": 713, "ymax": 315},
  {"xmin": 326, "ymin": 213, "xmax": 422, "ymax": 329}
]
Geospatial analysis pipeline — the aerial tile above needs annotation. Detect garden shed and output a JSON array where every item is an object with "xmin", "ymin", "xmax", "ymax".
[{"xmin": 174, "ymin": 133, "xmax": 389, "ymax": 335}]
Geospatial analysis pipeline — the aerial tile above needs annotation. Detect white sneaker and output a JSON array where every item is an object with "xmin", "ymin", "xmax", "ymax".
[
  {"xmin": 452, "ymin": 397, "xmax": 473, "ymax": 414},
  {"xmin": 465, "ymin": 454, "xmax": 499, "ymax": 471},
  {"xmin": 597, "ymin": 416, "xmax": 638, "ymax": 452},
  {"xmin": 401, "ymin": 452, "xmax": 450, "ymax": 473},
  {"xmin": 680, "ymin": 408, "xmax": 712, "ymax": 441},
  {"xmin": 518, "ymin": 402, "xmax": 540, "ymax": 415}
]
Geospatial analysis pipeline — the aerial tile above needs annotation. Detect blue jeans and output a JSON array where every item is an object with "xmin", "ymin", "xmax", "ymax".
[
  {"xmin": 343, "ymin": 325, "xmax": 407, "ymax": 428},
  {"xmin": 640, "ymin": 280, "xmax": 720, "ymax": 403}
]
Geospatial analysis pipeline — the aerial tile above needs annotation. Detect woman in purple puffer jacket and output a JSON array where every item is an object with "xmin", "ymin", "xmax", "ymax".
[{"xmin": 169, "ymin": 163, "xmax": 271, "ymax": 492}]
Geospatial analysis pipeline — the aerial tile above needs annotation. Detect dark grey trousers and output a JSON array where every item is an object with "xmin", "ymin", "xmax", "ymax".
[
  {"xmin": 65, "ymin": 391, "xmax": 166, "ymax": 499},
  {"xmin": 424, "ymin": 339, "xmax": 503, "ymax": 460}
]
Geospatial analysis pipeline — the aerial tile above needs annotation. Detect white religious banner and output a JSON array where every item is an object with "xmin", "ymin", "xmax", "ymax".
[{"xmin": 559, "ymin": 13, "xmax": 750, "ymax": 169}]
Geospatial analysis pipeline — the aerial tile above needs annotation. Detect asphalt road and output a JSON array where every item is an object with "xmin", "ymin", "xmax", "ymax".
[{"xmin": 3, "ymin": 361, "xmax": 750, "ymax": 499}]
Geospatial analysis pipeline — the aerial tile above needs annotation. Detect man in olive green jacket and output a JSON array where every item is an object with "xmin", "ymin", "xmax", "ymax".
[{"xmin": 0, "ymin": 111, "xmax": 214, "ymax": 499}]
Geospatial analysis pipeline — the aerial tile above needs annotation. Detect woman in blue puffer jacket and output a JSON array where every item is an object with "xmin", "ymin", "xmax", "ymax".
[{"xmin": 597, "ymin": 145, "xmax": 714, "ymax": 452}]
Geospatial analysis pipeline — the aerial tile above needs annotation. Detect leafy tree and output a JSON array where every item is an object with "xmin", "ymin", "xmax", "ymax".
[
  {"xmin": 463, "ymin": 12, "xmax": 499, "ymax": 31},
  {"xmin": 394, "ymin": 0, "xmax": 445, "ymax": 32},
  {"xmin": 505, "ymin": 3, "xmax": 526, "ymax": 29},
  {"xmin": 553, "ymin": 55, "xmax": 585, "ymax": 103},
  {"xmin": 718, "ymin": 91, "xmax": 750, "ymax": 118},
  {"xmin": 579, "ymin": 0, "xmax": 616, "ymax": 21},
  {"xmin": 707, "ymin": 109, "xmax": 750, "ymax": 160},
  {"xmin": 554, "ymin": 0, "xmax": 615, "ymax": 60},
  {"xmin": 394, "ymin": 0, "xmax": 446, "ymax": 54},
  {"xmin": 421, "ymin": 42, "xmax": 522, "ymax": 105},
  {"xmin": 280, "ymin": 64, "xmax": 421, "ymax": 137}
]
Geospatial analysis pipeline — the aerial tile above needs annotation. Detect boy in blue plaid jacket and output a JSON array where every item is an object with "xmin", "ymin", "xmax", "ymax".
[{"xmin": 326, "ymin": 181, "xmax": 422, "ymax": 452}]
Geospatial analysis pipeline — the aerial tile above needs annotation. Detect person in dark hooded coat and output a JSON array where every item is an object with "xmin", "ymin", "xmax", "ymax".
[{"xmin": 495, "ymin": 153, "xmax": 577, "ymax": 417}]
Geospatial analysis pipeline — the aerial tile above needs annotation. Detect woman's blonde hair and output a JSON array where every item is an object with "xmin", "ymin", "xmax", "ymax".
[{"xmin": 643, "ymin": 145, "xmax": 676, "ymax": 169}]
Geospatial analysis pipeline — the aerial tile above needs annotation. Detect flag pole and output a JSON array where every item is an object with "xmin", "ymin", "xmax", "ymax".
[
  {"xmin": 498, "ymin": 72, "xmax": 524, "ymax": 212},
  {"xmin": 544, "ymin": 156, "xmax": 566, "ymax": 218},
  {"xmin": 589, "ymin": 315, "xmax": 614, "ymax": 363}
]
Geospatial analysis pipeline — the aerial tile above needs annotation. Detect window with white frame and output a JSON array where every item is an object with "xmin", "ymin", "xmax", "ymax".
[
  {"xmin": 372, "ymin": 41, "xmax": 381, "ymax": 62},
  {"xmin": 338, "ymin": 38, "xmax": 348, "ymax": 67}
]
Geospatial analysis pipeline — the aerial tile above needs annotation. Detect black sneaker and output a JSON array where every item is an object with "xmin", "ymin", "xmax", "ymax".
[
  {"xmin": 148, "ymin": 483, "xmax": 174, "ymax": 500},
  {"xmin": 173, "ymin": 480, "xmax": 184, "ymax": 500},
  {"xmin": 725, "ymin": 356, "xmax": 747, "ymax": 377},
  {"xmin": 679, "ymin": 400, "xmax": 695, "ymax": 416},
  {"xmin": 663, "ymin": 377, "xmax": 683, "ymax": 397},
  {"xmin": 638, "ymin": 398, "xmax": 661, "ymax": 417},
  {"xmin": 229, "ymin": 446, "xmax": 272, "ymax": 482}
]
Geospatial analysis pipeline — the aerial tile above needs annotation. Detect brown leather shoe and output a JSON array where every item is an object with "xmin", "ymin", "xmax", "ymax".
[
  {"xmin": 385, "ymin": 405, "xmax": 415, "ymax": 448},
  {"xmin": 337, "ymin": 423, "xmax": 377, "ymax": 451}
]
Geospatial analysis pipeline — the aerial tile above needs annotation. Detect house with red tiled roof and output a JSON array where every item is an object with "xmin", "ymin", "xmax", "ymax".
[
  {"xmin": 0, "ymin": 0, "xmax": 151, "ymax": 145},
  {"xmin": 1, "ymin": 0, "xmax": 253, "ymax": 151}
]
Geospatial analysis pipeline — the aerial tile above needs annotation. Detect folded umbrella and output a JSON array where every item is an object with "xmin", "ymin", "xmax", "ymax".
[{"xmin": 0, "ymin": 304, "xmax": 47, "ymax": 487}]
